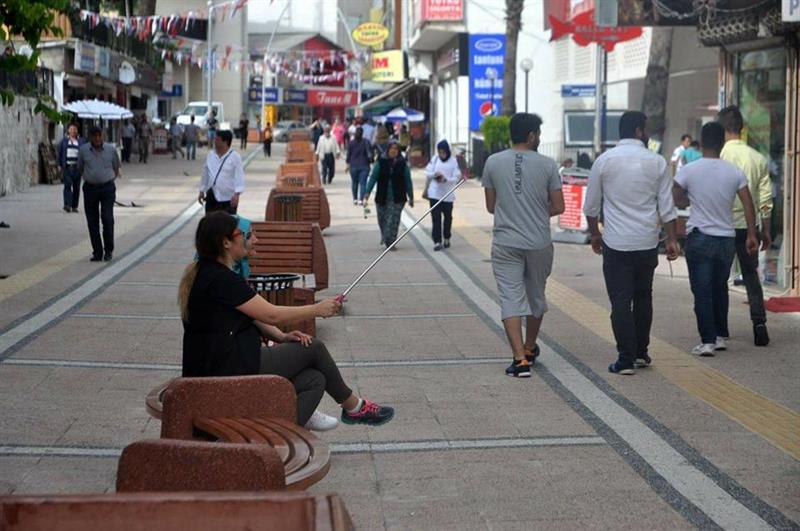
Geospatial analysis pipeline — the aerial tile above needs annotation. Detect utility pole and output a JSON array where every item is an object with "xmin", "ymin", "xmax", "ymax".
[
  {"xmin": 592, "ymin": 45, "xmax": 606, "ymax": 158},
  {"xmin": 206, "ymin": 1, "xmax": 214, "ymax": 122}
]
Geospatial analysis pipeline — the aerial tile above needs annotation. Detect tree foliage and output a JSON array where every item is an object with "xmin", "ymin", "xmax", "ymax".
[
  {"xmin": 1, "ymin": 0, "xmax": 72, "ymax": 122},
  {"xmin": 481, "ymin": 115, "xmax": 511, "ymax": 153}
]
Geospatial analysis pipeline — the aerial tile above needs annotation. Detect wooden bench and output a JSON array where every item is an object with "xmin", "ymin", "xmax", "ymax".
[
  {"xmin": 286, "ymin": 141, "xmax": 315, "ymax": 163},
  {"xmin": 277, "ymin": 162, "xmax": 321, "ymax": 188},
  {"xmin": 117, "ymin": 439, "xmax": 286, "ymax": 492},
  {"xmin": 250, "ymin": 221, "xmax": 328, "ymax": 291},
  {"xmin": 288, "ymin": 129, "xmax": 311, "ymax": 142},
  {"xmin": 149, "ymin": 376, "xmax": 331, "ymax": 491},
  {"xmin": 266, "ymin": 187, "xmax": 331, "ymax": 230},
  {"xmin": 0, "ymin": 492, "xmax": 354, "ymax": 530}
]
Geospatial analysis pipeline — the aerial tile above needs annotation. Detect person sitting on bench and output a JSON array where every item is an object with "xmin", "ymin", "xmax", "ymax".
[{"xmin": 179, "ymin": 211, "xmax": 395, "ymax": 428}]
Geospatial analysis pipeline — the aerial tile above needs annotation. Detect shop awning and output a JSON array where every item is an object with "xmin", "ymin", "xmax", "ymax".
[
  {"xmin": 63, "ymin": 99, "xmax": 133, "ymax": 120},
  {"xmin": 358, "ymin": 79, "xmax": 416, "ymax": 110}
]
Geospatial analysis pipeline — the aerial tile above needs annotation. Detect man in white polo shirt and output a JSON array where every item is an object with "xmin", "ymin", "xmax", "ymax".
[
  {"xmin": 673, "ymin": 121, "xmax": 758, "ymax": 357},
  {"xmin": 198, "ymin": 130, "xmax": 245, "ymax": 214},
  {"xmin": 583, "ymin": 111, "xmax": 679, "ymax": 375}
]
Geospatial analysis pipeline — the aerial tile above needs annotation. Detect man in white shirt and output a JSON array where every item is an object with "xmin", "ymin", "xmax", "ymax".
[
  {"xmin": 672, "ymin": 121, "xmax": 758, "ymax": 357},
  {"xmin": 316, "ymin": 126, "xmax": 340, "ymax": 185},
  {"xmin": 670, "ymin": 134, "xmax": 692, "ymax": 176},
  {"xmin": 583, "ymin": 111, "xmax": 679, "ymax": 375},
  {"xmin": 198, "ymin": 130, "xmax": 245, "ymax": 214}
]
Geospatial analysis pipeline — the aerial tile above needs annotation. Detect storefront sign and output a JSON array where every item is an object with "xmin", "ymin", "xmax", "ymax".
[
  {"xmin": 784, "ymin": 0, "xmax": 800, "ymax": 22},
  {"xmin": 74, "ymin": 41, "xmax": 96, "ymax": 73},
  {"xmin": 97, "ymin": 48, "xmax": 111, "ymax": 78},
  {"xmin": 352, "ymin": 22, "xmax": 390, "ymax": 47},
  {"xmin": 420, "ymin": 0, "xmax": 463, "ymax": 23},
  {"xmin": 307, "ymin": 89, "xmax": 358, "ymax": 107},
  {"xmin": 558, "ymin": 174, "xmax": 589, "ymax": 231},
  {"xmin": 284, "ymin": 89, "xmax": 307, "ymax": 104},
  {"xmin": 561, "ymin": 84, "xmax": 596, "ymax": 97},
  {"xmin": 248, "ymin": 87, "xmax": 279, "ymax": 103},
  {"xmin": 370, "ymin": 50, "xmax": 406, "ymax": 82},
  {"xmin": 469, "ymin": 34, "xmax": 505, "ymax": 131},
  {"xmin": 160, "ymin": 84, "xmax": 183, "ymax": 98}
]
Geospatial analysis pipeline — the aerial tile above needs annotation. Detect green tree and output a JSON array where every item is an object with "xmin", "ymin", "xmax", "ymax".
[
  {"xmin": 500, "ymin": 0, "xmax": 524, "ymax": 116},
  {"xmin": 1, "ymin": 0, "xmax": 71, "ymax": 122}
]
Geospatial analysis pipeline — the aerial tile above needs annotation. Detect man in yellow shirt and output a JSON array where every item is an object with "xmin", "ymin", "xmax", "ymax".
[{"xmin": 717, "ymin": 106, "xmax": 772, "ymax": 346}]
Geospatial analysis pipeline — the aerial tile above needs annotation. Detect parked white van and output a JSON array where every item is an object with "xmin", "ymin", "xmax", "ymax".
[{"xmin": 176, "ymin": 102, "xmax": 229, "ymax": 143}]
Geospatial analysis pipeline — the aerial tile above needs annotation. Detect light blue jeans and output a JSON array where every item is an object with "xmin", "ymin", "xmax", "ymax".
[{"xmin": 350, "ymin": 166, "xmax": 369, "ymax": 201}]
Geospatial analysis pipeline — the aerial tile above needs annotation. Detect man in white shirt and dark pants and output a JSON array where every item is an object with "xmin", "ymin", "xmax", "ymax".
[
  {"xmin": 672, "ymin": 122, "xmax": 759, "ymax": 356},
  {"xmin": 316, "ymin": 126, "xmax": 340, "ymax": 185},
  {"xmin": 583, "ymin": 111, "xmax": 679, "ymax": 375},
  {"xmin": 198, "ymin": 130, "xmax": 245, "ymax": 214}
]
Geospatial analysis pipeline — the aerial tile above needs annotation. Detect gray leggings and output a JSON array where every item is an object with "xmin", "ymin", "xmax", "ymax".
[{"xmin": 260, "ymin": 339, "xmax": 352, "ymax": 425}]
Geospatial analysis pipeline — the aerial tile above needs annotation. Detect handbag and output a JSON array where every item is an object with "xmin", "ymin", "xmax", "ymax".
[{"xmin": 204, "ymin": 151, "xmax": 233, "ymax": 208}]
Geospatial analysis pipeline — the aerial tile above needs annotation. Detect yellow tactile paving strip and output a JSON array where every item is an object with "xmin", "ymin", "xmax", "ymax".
[
  {"xmin": 452, "ymin": 213, "xmax": 800, "ymax": 460},
  {"xmin": 0, "ymin": 189, "xmax": 190, "ymax": 303}
]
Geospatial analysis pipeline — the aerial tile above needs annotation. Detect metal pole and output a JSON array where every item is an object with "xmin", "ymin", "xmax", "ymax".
[
  {"xmin": 601, "ymin": 49, "xmax": 608, "ymax": 148},
  {"xmin": 593, "ymin": 45, "xmax": 604, "ymax": 158},
  {"xmin": 206, "ymin": 1, "xmax": 213, "ymax": 125},
  {"xmin": 524, "ymin": 71, "xmax": 529, "ymax": 113},
  {"xmin": 336, "ymin": 6, "xmax": 361, "ymax": 106},
  {"xmin": 337, "ymin": 178, "xmax": 468, "ymax": 300}
]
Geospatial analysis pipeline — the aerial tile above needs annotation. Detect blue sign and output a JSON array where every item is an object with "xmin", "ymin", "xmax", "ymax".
[
  {"xmin": 248, "ymin": 87, "xmax": 279, "ymax": 103},
  {"xmin": 469, "ymin": 34, "xmax": 505, "ymax": 132},
  {"xmin": 561, "ymin": 84, "xmax": 596, "ymax": 98},
  {"xmin": 284, "ymin": 89, "xmax": 307, "ymax": 104},
  {"xmin": 160, "ymin": 84, "xmax": 183, "ymax": 98}
]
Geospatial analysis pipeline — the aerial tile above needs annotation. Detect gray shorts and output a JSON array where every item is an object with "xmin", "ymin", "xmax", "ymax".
[{"xmin": 491, "ymin": 243, "xmax": 554, "ymax": 320}]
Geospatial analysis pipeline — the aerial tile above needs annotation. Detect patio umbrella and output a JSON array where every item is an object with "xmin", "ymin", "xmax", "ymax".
[
  {"xmin": 62, "ymin": 99, "xmax": 133, "ymax": 120},
  {"xmin": 383, "ymin": 107, "xmax": 425, "ymax": 123}
]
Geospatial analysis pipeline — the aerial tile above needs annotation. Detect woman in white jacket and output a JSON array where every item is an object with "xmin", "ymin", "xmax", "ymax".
[{"xmin": 425, "ymin": 140, "xmax": 461, "ymax": 251}]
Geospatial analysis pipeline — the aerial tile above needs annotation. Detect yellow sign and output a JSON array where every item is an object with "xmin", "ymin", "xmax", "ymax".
[
  {"xmin": 352, "ymin": 23, "xmax": 390, "ymax": 47},
  {"xmin": 370, "ymin": 50, "xmax": 406, "ymax": 83}
]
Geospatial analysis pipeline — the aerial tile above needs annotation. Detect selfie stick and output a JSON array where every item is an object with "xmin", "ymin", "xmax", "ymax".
[{"xmin": 335, "ymin": 178, "xmax": 468, "ymax": 303}]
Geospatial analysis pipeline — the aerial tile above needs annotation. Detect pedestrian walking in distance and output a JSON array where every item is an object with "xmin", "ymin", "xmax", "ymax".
[
  {"xmin": 364, "ymin": 141, "xmax": 414, "ymax": 250},
  {"xmin": 673, "ymin": 122, "xmax": 760, "ymax": 357},
  {"xmin": 206, "ymin": 110, "xmax": 219, "ymax": 147},
  {"xmin": 238, "ymin": 113, "xmax": 249, "ymax": 150},
  {"xmin": 120, "ymin": 119, "xmax": 135, "ymax": 163},
  {"xmin": 198, "ymin": 130, "xmax": 244, "ymax": 215},
  {"xmin": 718, "ymin": 105, "xmax": 773, "ymax": 346},
  {"xmin": 262, "ymin": 122, "xmax": 273, "ymax": 158},
  {"xmin": 137, "ymin": 114, "xmax": 152, "ymax": 164},
  {"xmin": 670, "ymin": 133, "xmax": 692, "ymax": 176},
  {"xmin": 583, "ymin": 111, "xmax": 679, "ymax": 375},
  {"xmin": 424, "ymin": 140, "xmax": 461, "ymax": 251},
  {"xmin": 316, "ymin": 125, "xmax": 340, "ymax": 185},
  {"xmin": 345, "ymin": 126, "xmax": 372, "ymax": 205},
  {"xmin": 482, "ymin": 113, "xmax": 565, "ymax": 378},
  {"xmin": 77, "ymin": 126, "xmax": 120, "ymax": 262},
  {"xmin": 169, "ymin": 117, "xmax": 185, "ymax": 159},
  {"xmin": 58, "ymin": 123, "xmax": 85, "ymax": 213},
  {"xmin": 184, "ymin": 115, "xmax": 199, "ymax": 161}
]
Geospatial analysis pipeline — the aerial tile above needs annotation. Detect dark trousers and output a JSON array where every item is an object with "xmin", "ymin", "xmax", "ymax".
[
  {"xmin": 121, "ymin": 137, "xmax": 133, "ymax": 162},
  {"xmin": 350, "ymin": 167, "xmax": 369, "ymax": 200},
  {"xmin": 240, "ymin": 131, "xmax": 248, "ymax": 150},
  {"xmin": 83, "ymin": 181, "xmax": 115, "ymax": 258},
  {"xmin": 429, "ymin": 199, "xmax": 454, "ymax": 243},
  {"xmin": 321, "ymin": 153, "xmax": 335, "ymax": 184},
  {"xmin": 602, "ymin": 244, "xmax": 658, "ymax": 367},
  {"xmin": 263, "ymin": 139, "xmax": 272, "ymax": 158},
  {"xmin": 735, "ymin": 228, "xmax": 767, "ymax": 324},
  {"xmin": 260, "ymin": 339, "xmax": 352, "ymax": 426},
  {"xmin": 62, "ymin": 166, "xmax": 81, "ymax": 209},
  {"xmin": 686, "ymin": 231, "xmax": 736, "ymax": 344}
]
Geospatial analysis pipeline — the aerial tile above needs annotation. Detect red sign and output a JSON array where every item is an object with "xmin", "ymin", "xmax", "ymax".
[
  {"xmin": 421, "ymin": 0, "xmax": 463, "ymax": 22},
  {"xmin": 559, "ymin": 182, "xmax": 588, "ymax": 231},
  {"xmin": 306, "ymin": 90, "xmax": 358, "ymax": 107},
  {"xmin": 549, "ymin": 9, "xmax": 642, "ymax": 52}
]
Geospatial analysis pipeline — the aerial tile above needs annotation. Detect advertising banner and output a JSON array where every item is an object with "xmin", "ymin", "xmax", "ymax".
[
  {"xmin": 284, "ymin": 89, "xmax": 308, "ymax": 104},
  {"xmin": 558, "ymin": 173, "xmax": 589, "ymax": 231},
  {"xmin": 468, "ymin": 34, "xmax": 505, "ymax": 132},
  {"xmin": 352, "ymin": 22, "xmax": 390, "ymax": 47},
  {"xmin": 419, "ymin": 0, "xmax": 464, "ymax": 23},
  {"xmin": 74, "ymin": 41, "xmax": 96, "ymax": 73},
  {"xmin": 248, "ymin": 87, "xmax": 279, "ymax": 103},
  {"xmin": 307, "ymin": 89, "xmax": 358, "ymax": 107},
  {"xmin": 784, "ymin": 0, "xmax": 800, "ymax": 22},
  {"xmin": 97, "ymin": 48, "xmax": 111, "ymax": 78},
  {"xmin": 370, "ymin": 50, "xmax": 407, "ymax": 82}
]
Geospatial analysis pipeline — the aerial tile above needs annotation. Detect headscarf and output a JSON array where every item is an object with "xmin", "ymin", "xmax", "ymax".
[{"xmin": 437, "ymin": 139, "xmax": 451, "ymax": 162}]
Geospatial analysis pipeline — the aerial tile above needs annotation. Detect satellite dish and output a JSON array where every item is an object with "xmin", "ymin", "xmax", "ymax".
[{"xmin": 119, "ymin": 61, "xmax": 136, "ymax": 84}]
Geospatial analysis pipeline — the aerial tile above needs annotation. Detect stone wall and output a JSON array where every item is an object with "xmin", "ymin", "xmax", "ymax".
[{"xmin": 0, "ymin": 96, "xmax": 48, "ymax": 197}]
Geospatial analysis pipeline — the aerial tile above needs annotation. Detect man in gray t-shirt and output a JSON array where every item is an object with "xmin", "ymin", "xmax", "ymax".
[{"xmin": 482, "ymin": 113, "xmax": 565, "ymax": 378}]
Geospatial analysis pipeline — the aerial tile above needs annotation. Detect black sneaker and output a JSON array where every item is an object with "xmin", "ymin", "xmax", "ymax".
[
  {"xmin": 341, "ymin": 399, "xmax": 395, "ymax": 426},
  {"xmin": 753, "ymin": 323, "xmax": 769, "ymax": 346},
  {"xmin": 433, "ymin": 243, "xmax": 443, "ymax": 251},
  {"xmin": 505, "ymin": 359, "xmax": 531, "ymax": 378},
  {"xmin": 525, "ymin": 344, "xmax": 540, "ymax": 365},
  {"xmin": 103, "ymin": 252, "xmax": 113, "ymax": 262},
  {"xmin": 443, "ymin": 239, "xmax": 451, "ymax": 248},
  {"xmin": 634, "ymin": 353, "xmax": 651, "ymax": 368},
  {"xmin": 90, "ymin": 255, "xmax": 103, "ymax": 262},
  {"xmin": 608, "ymin": 361, "xmax": 635, "ymax": 375}
]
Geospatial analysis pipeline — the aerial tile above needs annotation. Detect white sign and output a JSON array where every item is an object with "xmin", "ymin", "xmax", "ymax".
[{"xmin": 784, "ymin": 0, "xmax": 800, "ymax": 21}]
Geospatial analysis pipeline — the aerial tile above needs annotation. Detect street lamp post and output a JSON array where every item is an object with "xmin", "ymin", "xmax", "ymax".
[
  {"xmin": 520, "ymin": 58, "xmax": 533, "ymax": 113},
  {"xmin": 486, "ymin": 67, "xmax": 497, "ymax": 116}
]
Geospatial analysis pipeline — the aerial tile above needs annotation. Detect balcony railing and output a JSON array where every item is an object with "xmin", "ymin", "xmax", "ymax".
[{"xmin": 0, "ymin": 67, "xmax": 55, "ymax": 99}]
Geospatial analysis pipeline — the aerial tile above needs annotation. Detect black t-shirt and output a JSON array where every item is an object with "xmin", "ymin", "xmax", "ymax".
[{"xmin": 182, "ymin": 259, "xmax": 261, "ymax": 377}]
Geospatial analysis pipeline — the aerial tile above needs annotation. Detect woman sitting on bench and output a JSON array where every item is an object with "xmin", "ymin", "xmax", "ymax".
[{"xmin": 179, "ymin": 211, "xmax": 395, "ymax": 429}]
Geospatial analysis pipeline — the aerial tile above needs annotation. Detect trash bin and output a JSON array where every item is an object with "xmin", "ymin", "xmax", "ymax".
[
  {"xmin": 248, "ymin": 273, "xmax": 302, "ymax": 306},
  {"xmin": 274, "ymin": 194, "xmax": 303, "ymax": 222}
]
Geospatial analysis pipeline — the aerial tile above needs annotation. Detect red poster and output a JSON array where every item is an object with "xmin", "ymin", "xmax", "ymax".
[
  {"xmin": 421, "ymin": 0, "xmax": 463, "ymax": 22},
  {"xmin": 306, "ymin": 89, "xmax": 358, "ymax": 107},
  {"xmin": 559, "ymin": 183, "xmax": 588, "ymax": 231}
]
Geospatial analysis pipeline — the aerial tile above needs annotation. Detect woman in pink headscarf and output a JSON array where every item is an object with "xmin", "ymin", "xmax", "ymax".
[{"xmin": 332, "ymin": 118, "xmax": 346, "ymax": 151}]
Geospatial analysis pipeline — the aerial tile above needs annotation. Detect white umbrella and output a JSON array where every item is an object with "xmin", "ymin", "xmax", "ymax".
[
  {"xmin": 383, "ymin": 107, "xmax": 425, "ymax": 123},
  {"xmin": 63, "ymin": 99, "xmax": 133, "ymax": 120}
]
